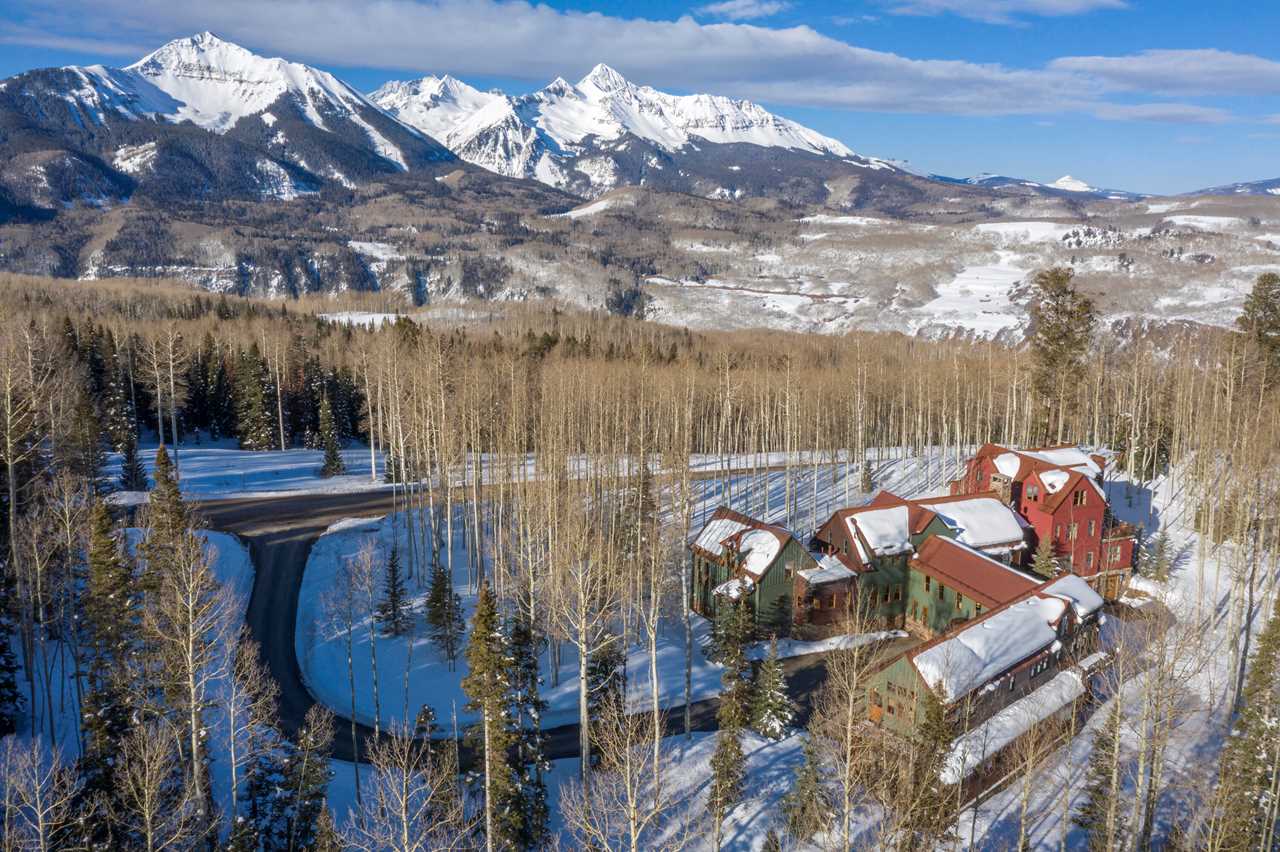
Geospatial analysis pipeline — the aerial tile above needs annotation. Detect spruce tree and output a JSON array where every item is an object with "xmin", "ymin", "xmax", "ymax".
[
  {"xmin": 1239, "ymin": 271, "xmax": 1280, "ymax": 376},
  {"xmin": 907, "ymin": 687, "xmax": 956, "ymax": 848},
  {"xmin": 751, "ymin": 638, "xmax": 794, "ymax": 739},
  {"xmin": 287, "ymin": 706, "xmax": 335, "ymax": 852},
  {"xmin": 0, "ymin": 573, "xmax": 22, "ymax": 737},
  {"xmin": 119, "ymin": 430, "xmax": 147, "ymax": 491},
  {"xmin": 375, "ymin": 545, "xmax": 412, "ymax": 637},
  {"xmin": 1028, "ymin": 267, "xmax": 1097, "ymax": 429},
  {"xmin": 709, "ymin": 598, "xmax": 751, "ymax": 851},
  {"xmin": 1146, "ymin": 530, "xmax": 1172, "ymax": 582},
  {"xmin": 461, "ymin": 582, "xmax": 522, "ymax": 850},
  {"xmin": 235, "ymin": 343, "xmax": 275, "ymax": 450},
  {"xmin": 1031, "ymin": 536, "xmax": 1059, "ymax": 580},
  {"xmin": 318, "ymin": 393, "xmax": 345, "ymax": 477},
  {"xmin": 1075, "ymin": 697, "xmax": 1126, "ymax": 851},
  {"xmin": 426, "ymin": 557, "xmax": 465, "ymax": 668},
  {"xmin": 586, "ymin": 637, "xmax": 625, "ymax": 759},
  {"xmin": 509, "ymin": 607, "xmax": 550, "ymax": 849},
  {"xmin": 783, "ymin": 734, "xmax": 828, "ymax": 843}
]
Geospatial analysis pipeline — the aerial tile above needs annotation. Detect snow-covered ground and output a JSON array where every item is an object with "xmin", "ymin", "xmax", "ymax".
[
  {"xmin": 295, "ymin": 449, "xmax": 962, "ymax": 731},
  {"xmin": 105, "ymin": 436, "xmax": 385, "ymax": 500}
]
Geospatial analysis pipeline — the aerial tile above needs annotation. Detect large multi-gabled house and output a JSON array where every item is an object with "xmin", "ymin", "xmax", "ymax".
[
  {"xmin": 950, "ymin": 443, "xmax": 1138, "ymax": 597},
  {"xmin": 689, "ymin": 507, "xmax": 828, "ymax": 632},
  {"xmin": 808, "ymin": 490, "xmax": 1030, "ymax": 629}
]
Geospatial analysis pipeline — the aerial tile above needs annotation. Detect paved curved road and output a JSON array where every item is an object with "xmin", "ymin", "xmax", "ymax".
[{"xmin": 198, "ymin": 487, "xmax": 877, "ymax": 765}]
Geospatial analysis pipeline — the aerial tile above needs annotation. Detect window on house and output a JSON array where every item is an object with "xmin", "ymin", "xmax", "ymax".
[
  {"xmin": 975, "ymin": 604, "xmax": 983, "ymax": 615},
  {"xmin": 1088, "ymin": 519, "xmax": 1096, "ymax": 537},
  {"xmin": 1069, "ymin": 523, "xmax": 1078, "ymax": 541},
  {"xmin": 922, "ymin": 605, "xmax": 929, "ymax": 622},
  {"xmin": 813, "ymin": 597, "xmax": 822, "ymax": 611},
  {"xmin": 1056, "ymin": 524, "xmax": 1063, "ymax": 541},
  {"xmin": 1074, "ymin": 490, "xmax": 1088, "ymax": 507},
  {"xmin": 1086, "ymin": 552, "xmax": 1094, "ymax": 569},
  {"xmin": 924, "ymin": 576, "xmax": 931, "ymax": 592},
  {"xmin": 938, "ymin": 584, "xmax": 945, "ymax": 601},
  {"xmin": 956, "ymin": 593, "xmax": 964, "ymax": 612},
  {"xmin": 1009, "ymin": 676, "xmax": 1016, "ymax": 691},
  {"xmin": 785, "ymin": 565, "xmax": 793, "ymax": 579},
  {"xmin": 1027, "ymin": 485, "xmax": 1039, "ymax": 500},
  {"xmin": 893, "ymin": 586, "xmax": 903, "ymax": 602}
]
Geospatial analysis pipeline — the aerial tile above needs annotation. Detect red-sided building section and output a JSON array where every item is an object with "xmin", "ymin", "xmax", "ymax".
[{"xmin": 951, "ymin": 444, "xmax": 1137, "ymax": 598}]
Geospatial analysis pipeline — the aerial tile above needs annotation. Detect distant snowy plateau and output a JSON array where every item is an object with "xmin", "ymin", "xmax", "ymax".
[{"xmin": 0, "ymin": 32, "xmax": 1278, "ymax": 341}]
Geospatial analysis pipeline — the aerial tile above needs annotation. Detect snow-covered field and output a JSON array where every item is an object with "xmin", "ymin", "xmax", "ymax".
[{"xmin": 105, "ymin": 436, "xmax": 385, "ymax": 500}]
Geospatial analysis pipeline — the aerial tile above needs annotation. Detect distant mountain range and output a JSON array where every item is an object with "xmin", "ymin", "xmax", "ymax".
[{"xmin": 0, "ymin": 31, "xmax": 1190, "ymax": 215}]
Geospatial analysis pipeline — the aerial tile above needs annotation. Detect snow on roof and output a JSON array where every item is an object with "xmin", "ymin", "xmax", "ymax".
[
  {"xmin": 912, "ymin": 594, "xmax": 1068, "ymax": 703},
  {"xmin": 798, "ymin": 553, "xmax": 857, "ymax": 585},
  {"xmin": 846, "ymin": 505, "xmax": 912, "ymax": 563},
  {"xmin": 1039, "ymin": 469, "xmax": 1070, "ymax": 494},
  {"xmin": 920, "ymin": 496, "xmax": 1026, "ymax": 549},
  {"xmin": 1022, "ymin": 447, "xmax": 1101, "ymax": 477},
  {"xmin": 942, "ymin": 670, "xmax": 1085, "ymax": 784},
  {"xmin": 737, "ymin": 528, "xmax": 783, "ymax": 578},
  {"xmin": 693, "ymin": 517, "xmax": 749, "ymax": 557},
  {"xmin": 994, "ymin": 452, "xmax": 1022, "ymax": 478},
  {"xmin": 1042, "ymin": 574, "xmax": 1105, "ymax": 618},
  {"xmin": 713, "ymin": 576, "xmax": 754, "ymax": 600}
]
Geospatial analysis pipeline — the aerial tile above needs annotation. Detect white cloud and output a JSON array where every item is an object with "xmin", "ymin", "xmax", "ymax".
[
  {"xmin": 1051, "ymin": 49, "xmax": 1280, "ymax": 97},
  {"xmin": 885, "ymin": 0, "xmax": 1125, "ymax": 24},
  {"xmin": 0, "ymin": 0, "xmax": 1258, "ymax": 125},
  {"xmin": 696, "ymin": 0, "xmax": 790, "ymax": 21},
  {"xmin": 1092, "ymin": 102, "xmax": 1232, "ymax": 124}
]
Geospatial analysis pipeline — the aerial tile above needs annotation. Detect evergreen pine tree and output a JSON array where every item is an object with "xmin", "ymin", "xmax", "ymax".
[
  {"xmin": 783, "ymin": 733, "xmax": 828, "ymax": 843},
  {"xmin": 119, "ymin": 430, "xmax": 148, "ymax": 491},
  {"xmin": 0, "ymin": 572, "xmax": 22, "ymax": 737},
  {"xmin": 426, "ymin": 556, "xmax": 465, "ymax": 668},
  {"xmin": 1238, "ymin": 271, "xmax": 1280, "ymax": 377},
  {"xmin": 586, "ymin": 637, "xmax": 625, "ymax": 759},
  {"xmin": 906, "ymin": 687, "xmax": 956, "ymax": 848},
  {"xmin": 751, "ymin": 638, "xmax": 794, "ymax": 739},
  {"xmin": 1146, "ymin": 530, "xmax": 1172, "ymax": 582},
  {"xmin": 708, "ymin": 598, "xmax": 751, "ymax": 851},
  {"xmin": 1074, "ymin": 697, "xmax": 1125, "ymax": 851},
  {"xmin": 286, "ymin": 706, "xmax": 335, "ymax": 851},
  {"xmin": 1028, "ymin": 267, "xmax": 1097, "ymax": 430},
  {"xmin": 509, "ymin": 607, "xmax": 550, "ymax": 849},
  {"xmin": 1031, "ymin": 536, "xmax": 1059, "ymax": 580},
  {"xmin": 234, "ymin": 343, "xmax": 275, "ymax": 450},
  {"xmin": 375, "ymin": 544, "xmax": 412, "ymax": 637},
  {"xmin": 461, "ymin": 582, "xmax": 522, "ymax": 850},
  {"xmin": 318, "ymin": 393, "xmax": 346, "ymax": 477}
]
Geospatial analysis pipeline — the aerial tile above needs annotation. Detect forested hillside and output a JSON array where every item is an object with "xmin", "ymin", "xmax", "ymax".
[{"xmin": 0, "ymin": 271, "xmax": 1276, "ymax": 848}]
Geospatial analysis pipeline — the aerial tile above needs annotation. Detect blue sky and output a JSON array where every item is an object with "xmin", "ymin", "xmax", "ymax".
[{"xmin": 1, "ymin": 0, "xmax": 1275, "ymax": 194}]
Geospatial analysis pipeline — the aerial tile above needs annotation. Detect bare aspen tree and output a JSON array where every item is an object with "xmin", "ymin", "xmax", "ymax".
[
  {"xmin": 343, "ymin": 723, "xmax": 474, "ymax": 852},
  {"xmin": 111, "ymin": 721, "xmax": 201, "ymax": 852},
  {"xmin": 223, "ymin": 630, "xmax": 280, "ymax": 825},
  {"xmin": 0, "ymin": 737, "xmax": 81, "ymax": 852},
  {"xmin": 144, "ymin": 529, "xmax": 234, "ymax": 830}
]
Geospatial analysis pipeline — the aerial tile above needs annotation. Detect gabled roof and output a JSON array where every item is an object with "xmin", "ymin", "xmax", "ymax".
[
  {"xmin": 1028, "ymin": 466, "xmax": 1107, "ymax": 513},
  {"xmin": 908, "ymin": 587, "xmax": 1070, "ymax": 703},
  {"xmin": 912, "ymin": 537, "xmax": 1040, "ymax": 609},
  {"xmin": 906, "ymin": 570, "xmax": 1102, "ymax": 704},
  {"xmin": 690, "ymin": 506, "xmax": 793, "ymax": 578}
]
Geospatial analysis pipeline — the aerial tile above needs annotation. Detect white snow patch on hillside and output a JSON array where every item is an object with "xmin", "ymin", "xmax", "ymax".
[
  {"xmin": 112, "ymin": 141, "xmax": 158, "ymax": 175},
  {"xmin": 912, "ymin": 250, "xmax": 1026, "ymax": 339},
  {"xmin": 975, "ymin": 221, "xmax": 1076, "ymax": 244}
]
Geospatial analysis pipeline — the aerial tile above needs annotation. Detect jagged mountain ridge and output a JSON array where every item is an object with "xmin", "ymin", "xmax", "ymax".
[
  {"xmin": 0, "ymin": 32, "xmax": 457, "ymax": 212},
  {"xmin": 368, "ymin": 64, "xmax": 918, "ymax": 200}
]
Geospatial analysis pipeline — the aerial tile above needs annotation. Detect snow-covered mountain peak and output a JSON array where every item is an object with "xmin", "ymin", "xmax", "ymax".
[
  {"xmin": 1050, "ymin": 175, "xmax": 1096, "ymax": 193},
  {"xmin": 124, "ymin": 32, "xmax": 366, "ymax": 133},
  {"xmin": 577, "ymin": 63, "xmax": 631, "ymax": 95},
  {"xmin": 541, "ymin": 77, "xmax": 578, "ymax": 98}
]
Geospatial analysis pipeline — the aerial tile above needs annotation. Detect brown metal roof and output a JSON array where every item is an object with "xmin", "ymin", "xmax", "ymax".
[{"xmin": 911, "ymin": 536, "xmax": 1040, "ymax": 609}]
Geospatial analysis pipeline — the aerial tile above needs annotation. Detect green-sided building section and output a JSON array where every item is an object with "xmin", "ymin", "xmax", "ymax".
[{"xmin": 688, "ymin": 507, "xmax": 818, "ymax": 632}]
